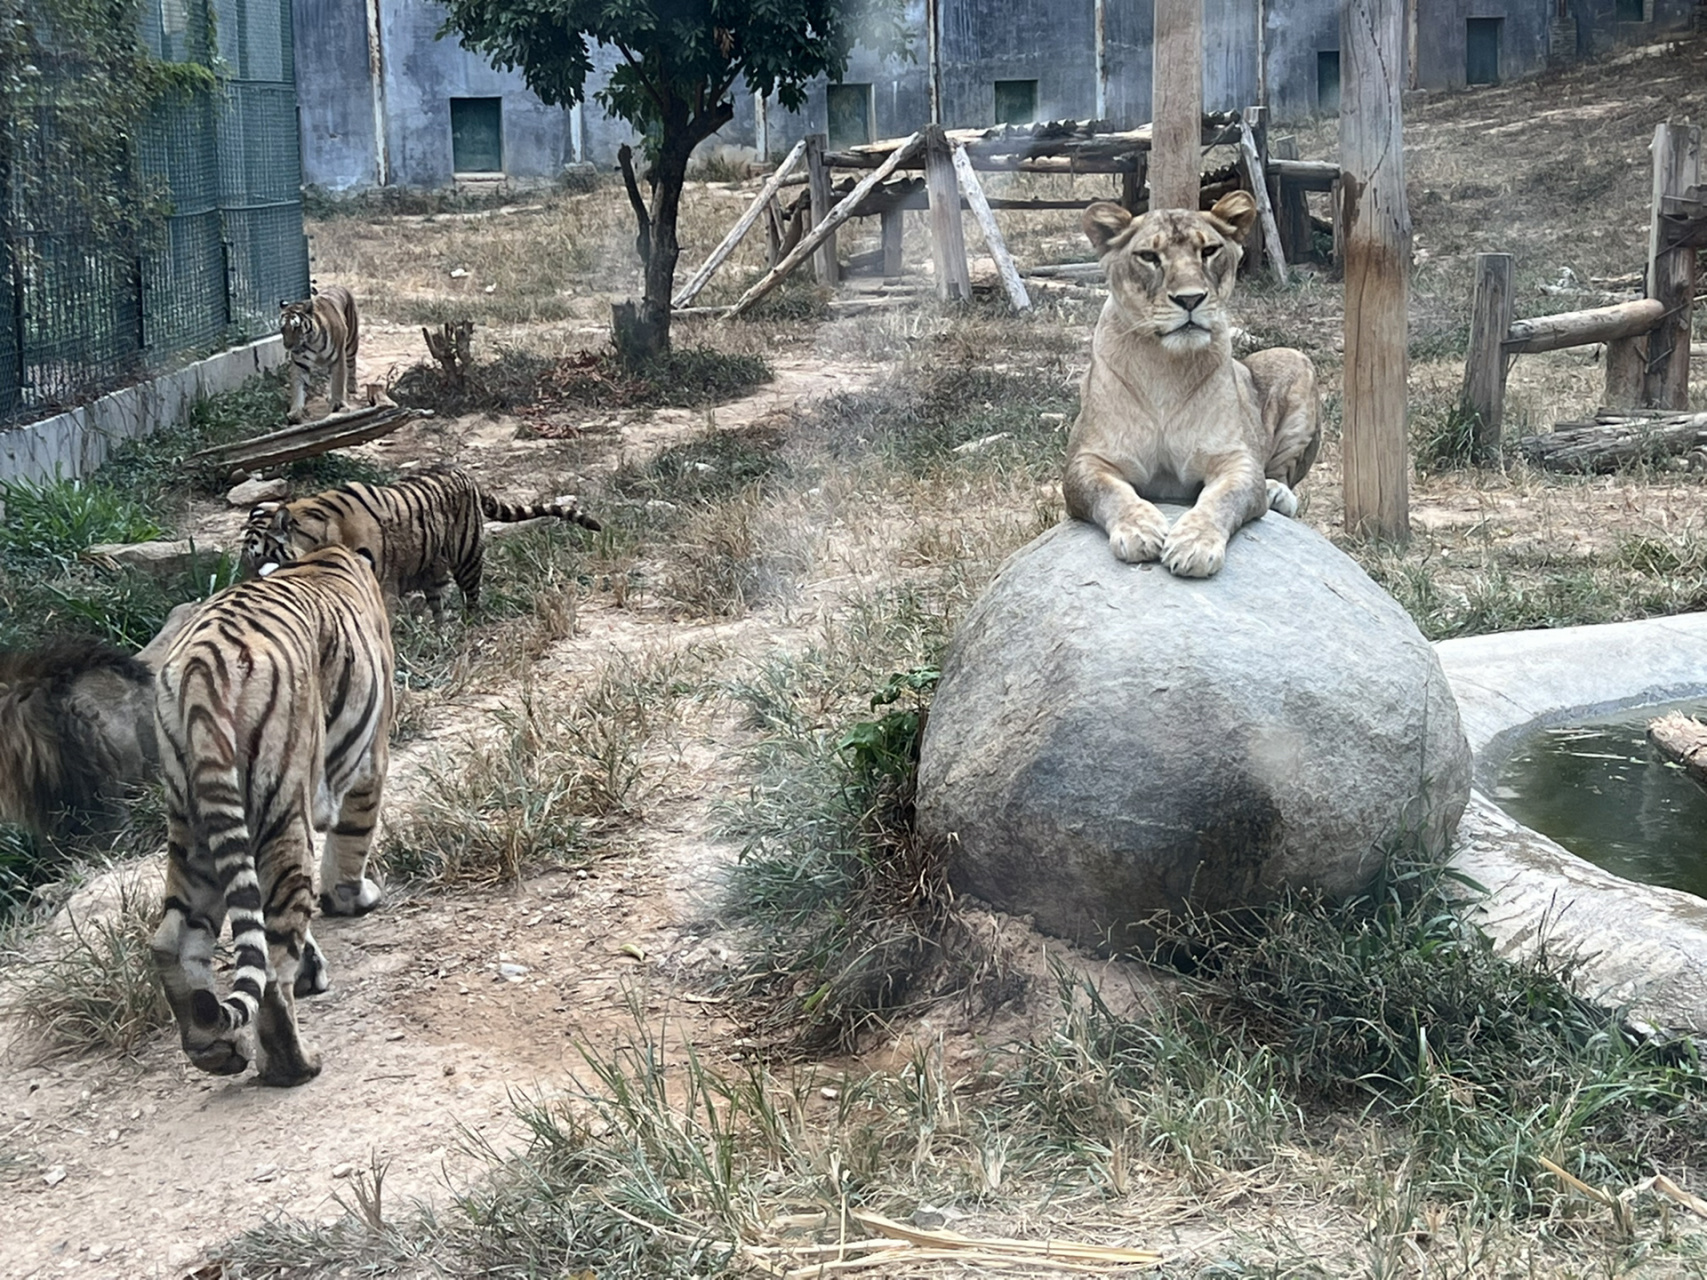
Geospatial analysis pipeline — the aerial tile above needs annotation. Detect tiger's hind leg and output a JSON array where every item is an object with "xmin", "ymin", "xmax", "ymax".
[
  {"xmin": 319, "ymin": 767, "xmax": 386, "ymax": 920},
  {"xmin": 252, "ymin": 838, "xmax": 321, "ymax": 1087},
  {"xmin": 328, "ymin": 354, "xmax": 354, "ymax": 415},
  {"xmin": 151, "ymin": 811, "xmax": 247, "ymax": 1076},
  {"xmin": 294, "ymin": 929, "xmax": 331, "ymax": 998}
]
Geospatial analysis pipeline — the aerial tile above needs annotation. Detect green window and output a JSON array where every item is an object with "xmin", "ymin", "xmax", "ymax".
[
  {"xmin": 827, "ymin": 84, "xmax": 873, "ymax": 150},
  {"xmin": 1317, "ymin": 51, "xmax": 1340, "ymax": 114},
  {"xmin": 1466, "ymin": 19, "xmax": 1502, "ymax": 86},
  {"xmin": 994, "ymin": 79, "xmax": 1038, "ymax": 126},
  {"xmin": 450, "ymin": 98, "xmax": 503, "ymax": 174}
]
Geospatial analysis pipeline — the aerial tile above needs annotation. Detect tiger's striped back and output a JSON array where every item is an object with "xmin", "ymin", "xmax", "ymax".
[
  {"xmin": 240, "ymin": 466, "xmax": 601, "ymax": 620},
  {"xmin": 149, "ymin": 542, "xmax": 394, "ymax": 1086}
]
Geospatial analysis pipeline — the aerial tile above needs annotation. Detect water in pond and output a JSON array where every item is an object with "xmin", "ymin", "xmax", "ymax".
[{"xmin": 1495, "ymin": 698, "xmax": 1707, "ymax": 901}]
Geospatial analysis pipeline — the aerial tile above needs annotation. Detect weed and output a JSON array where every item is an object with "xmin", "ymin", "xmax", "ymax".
[
  {"xmin": 1413, "ymin": 400, "xmax": 1484, "ymax": 471},
  {"xmin": 2, "ymin": 874, "xmax": 168, "ymax": 1058},
  {"xmin": 0, "ymin": 475, "xmax": 163, "ymax": 568},
  {"xmin": 0, "ymin": 551, "xmax": 239, "ymax": 651},
  {"xmin": 611, "ymin": 420, "xmax": 791, "ymax": 513}
]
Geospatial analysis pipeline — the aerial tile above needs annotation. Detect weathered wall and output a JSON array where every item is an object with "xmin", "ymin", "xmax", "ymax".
[
  {"xmin": 1265, "ymin": 0, "xmax": 1340, "ymax": 121},
  {"xmin": 1414, "ymin": 0, "xmax": 1552, "ymax": 92},
  {"xmin": 1570, "ymin": 0, "xmax": 1695, "ymax": 57},
  {"xmin": 291, "ymin": 0, "xmax": 378, "ymax": 190}
]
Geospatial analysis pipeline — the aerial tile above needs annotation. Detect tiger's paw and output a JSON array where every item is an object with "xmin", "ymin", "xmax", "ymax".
[
  {"xmin": 1107, "ymin": 511, "xmax": 1168, "ymax": 564},
  {"xmin": 320, "ymin": 877, "xmax": 382, "ymax": 918},
  {"xmin": 295, "ymin": 934, "xmax": 332, "ymax": 998},
  {"xmin": 1161, "ymin": 515, "xmax": 1228, "ymax": 578},
  {"xmin": 286, "ymin": 408, "xmax": 307, "ymax": 425},
  {"xmin": 257, "ymin": 1049, "xmax": 322, "ymax": 1088},
  {"xmin": 187, "ymin": 1039, "xmax": 248, "ymax": 1077},
  {"xmin": 1265, "ymin": 478, "xmax": 1300, "ymax": 518}
]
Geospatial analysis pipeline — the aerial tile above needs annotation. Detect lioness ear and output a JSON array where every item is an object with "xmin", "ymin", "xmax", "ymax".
[
  {"xmin": 1207, "ymin": 191, "xmax": 1258, "ymax": 244},
  {"xmin": 1083, "ymin": 201, "xmax": 1134, "ymax": 256}
]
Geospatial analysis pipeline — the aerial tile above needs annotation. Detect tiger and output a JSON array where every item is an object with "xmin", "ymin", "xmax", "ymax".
[
  {"xmin": 240, "ymin": 466, "xmax": 603, "ymax": 622},
  {"xmin": 148, "ymin": 543, "xmax": 394, "ymax": 1087},
  {"xmin": 280, "ymin": 285, "xmax": 360, "ymax": 423}
]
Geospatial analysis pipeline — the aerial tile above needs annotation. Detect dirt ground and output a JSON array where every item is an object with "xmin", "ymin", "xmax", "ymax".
[{"xmin": 8, "ymin": 36, "xmax": 1707, "ymax": 1279}]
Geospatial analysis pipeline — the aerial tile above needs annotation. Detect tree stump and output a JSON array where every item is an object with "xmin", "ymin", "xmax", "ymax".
[
  {"xmin": 1648, "ymin": 711, "xmax": 1707, "ymax": 788},
  {"xmin": 423, "ymin": 320, "xmax": 474, "ymax": 385}
]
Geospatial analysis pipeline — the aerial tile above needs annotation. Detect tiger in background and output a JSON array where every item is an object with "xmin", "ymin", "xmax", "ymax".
[
  {"xmin": 150, "ymin": 543, "xmax": 394, "ymax": 1087},
  {"xmin": 240, "ymin": 466, "xmax": 603, "ymax": 621},
  {"xmin": 281, "ymin": 285, "xmax": 360, "ymax": 423}
]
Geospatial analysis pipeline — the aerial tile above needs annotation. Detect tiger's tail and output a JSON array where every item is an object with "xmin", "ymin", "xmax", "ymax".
[
  {"xmin": 179, "ymin": 702, "xmax": 268, "ymax": 1036},
  {"xmin": 479, "ymin": 491, "xmax": 602, "ymax": 533}
]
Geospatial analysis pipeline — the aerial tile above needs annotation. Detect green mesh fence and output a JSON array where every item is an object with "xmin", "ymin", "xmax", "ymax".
[{"xmin": 0, "ymin": 0, "xmax": 308, "ymax": 426}]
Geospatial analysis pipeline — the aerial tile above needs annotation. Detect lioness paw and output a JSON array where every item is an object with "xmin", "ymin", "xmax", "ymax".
[
  {"xmin": 1162, "ymin": 520, "xmax": 1227, "ymax": 578},
  {"xmin": 1265, "ymin": 478, "xmax": 1300, "ymax": 518},
  {"xmin": 1108, "ymin": 514, "xmax": 1167, "ymax": 564}
]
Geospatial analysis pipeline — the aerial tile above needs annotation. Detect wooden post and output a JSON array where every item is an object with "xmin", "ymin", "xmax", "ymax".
[
  {"xmin": 673, "ymin": 138, "xmax": 808, "ymax": 308},
  {"xmin": 1152, "ymin": 0, "xmax": 1202, "ymax": 211},
  {"xmin": 1240, "ymin": 107, "xmax": 1267, "ymax": 276},
  {"xmin": 881, "ymin": 208, "xmax": 905, "ymax": 278},
  {"xmin": 804, "ymin": 133, "xmax": 838, "ymax": 286},
  {"xmin": 1606, "ymin": 336, "xmax": 1647, "ymax": 408},
  {"xmin": 1644, "ymin": 122, "xmax": 1700, "ymax": 410},
  {"xmin": 923, "ymin": 125, "xmax": 973, "ymax": 302},
  {"xmin": 1461, "ymin": 252, "xmax": 1512, "ymax": 461},
  {"xmin": 1341, "ymin": 0, "xmax": 1411, "ymax": 541},
  {"xmin": 951, "ymin": 144, "xmax": 1030, "ymax": 311},
  {"xmin": 1270, "ymin": 136, "xmax": 1312, "ymax": 263},
  {"xmin": 1330, "ymin": 176, "xmax": 1345, "ymax": 269},
  {"xmin": 1236, "ymin": 115, "xmax": 1287, "ymax": 285}
]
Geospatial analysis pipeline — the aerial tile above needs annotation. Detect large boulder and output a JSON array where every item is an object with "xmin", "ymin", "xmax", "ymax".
[{"xmin": 917, "ymin": 512, "xmax": 1470, "ymax": 952}]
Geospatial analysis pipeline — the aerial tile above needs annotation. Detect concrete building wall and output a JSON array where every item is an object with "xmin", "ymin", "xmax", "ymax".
[
  {"xmin": 1570, "ymin": 0, "xmax": 1694, "ymax": 57},
  {"xmin": 1265, "ymin": 1, "xmax": 1341, "ymax": 121},
  {"xmin": 293, "ymin": 0, "xmax": 380, "ymax": 189},
  {"xmin": 1414, "ymin": 0, "xmax": 1553, "ymax": 92}
]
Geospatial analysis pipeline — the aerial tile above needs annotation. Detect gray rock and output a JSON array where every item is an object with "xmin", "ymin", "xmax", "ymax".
[
  {"xmin": 226, "ymin": 475, "xmax": 290, "ymax": 507},
  {"xmin": 917, "ymin": 513, "xmax": 1471, "ymax": 952},
  {"xmin": 83, "ymin": 539, "xmax": 203, "ymax": 579}
]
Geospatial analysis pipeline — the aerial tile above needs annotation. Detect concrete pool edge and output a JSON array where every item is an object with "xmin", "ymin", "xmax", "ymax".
[{"xmin": 1438, "ymin": 614, "xmax": 1707, "ymax": 1033}]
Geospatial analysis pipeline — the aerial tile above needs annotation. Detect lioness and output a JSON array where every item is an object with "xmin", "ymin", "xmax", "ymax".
[{"xmin": 1064, "ymin": 190, "xmax": 1320, "ymax": 577}]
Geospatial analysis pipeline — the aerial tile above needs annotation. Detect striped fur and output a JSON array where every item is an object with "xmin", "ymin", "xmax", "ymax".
[
  {"xmin": 149, "ymin": 544, "xmax": 394, "ymax": 1087},
  {"xmin": 281, "ymin": 285, "xmax": 360, "ymax": 423},
  {"xmin": 240, "ymin": 466, "xmax": 602, "ymax": 621}
]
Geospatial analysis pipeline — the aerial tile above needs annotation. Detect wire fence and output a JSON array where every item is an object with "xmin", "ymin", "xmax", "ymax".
[{"xmin": 0, "ymin": 0, "xmax": 308, "ymax": 428}]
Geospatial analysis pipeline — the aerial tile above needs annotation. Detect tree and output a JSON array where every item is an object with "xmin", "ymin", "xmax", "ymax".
[{"xmin": 438, "ymin": 0, "xmax": 904, "ymax": 361}]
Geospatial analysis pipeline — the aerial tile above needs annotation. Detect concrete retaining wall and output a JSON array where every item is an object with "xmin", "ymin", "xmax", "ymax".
[{"xmin": 0, "ymin": 337, "xmax": 285, "ymax": 491}]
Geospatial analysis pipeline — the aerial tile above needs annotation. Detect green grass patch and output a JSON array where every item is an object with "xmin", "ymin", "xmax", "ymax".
[{"xmin": 0, "ymin": 475, "xmax": 163, "ymax": 569}]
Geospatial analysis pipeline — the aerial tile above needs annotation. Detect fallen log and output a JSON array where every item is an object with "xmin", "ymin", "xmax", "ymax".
[
  {"xmin": 1502, "ymin": 298, "xmax": 1665, "ymax": 355},
  {"xmin": 1649, "ymin": 711, "xmax": 1707, "ymax": 789},
  {"xmin": 1514, "ymin": 409, "xmax": 1707, "ymax": 472},
  {"xmin": 187, "ymin": 403, "xmax": 430, "ymax": 473}
]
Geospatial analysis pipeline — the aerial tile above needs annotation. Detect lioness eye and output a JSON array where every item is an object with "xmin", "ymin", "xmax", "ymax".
[
  {"xmin": 1200, "ymin": 245, "xmax": 1219, "ymax": 261},
  {"xmin": 1136, "ymin": 250, "xmax": 1161, "ymax": 266}
]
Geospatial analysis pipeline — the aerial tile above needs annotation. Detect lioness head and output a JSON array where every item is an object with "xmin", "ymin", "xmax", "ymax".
[{"xmin": 1082, "ymin": 191, "xmax": 1258, "ymax": 352}]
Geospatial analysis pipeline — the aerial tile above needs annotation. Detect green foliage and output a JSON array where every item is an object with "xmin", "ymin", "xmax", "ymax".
[
  {"xmin": 834, "ymin": 666, "xmax": 939, "ymax": 780},
  {"xmin": 0, "ymin": 475, "xmax": 164, "ymax": 568},
  {"xmin": 1413, "ymin": 400, "xmax": 1483, "ymax": 472}
]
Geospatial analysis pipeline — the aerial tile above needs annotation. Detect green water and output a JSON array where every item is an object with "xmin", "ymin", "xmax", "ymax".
[{"xmin": 1495, "ymin": 699, "xmax": 1707, "ymax": 902}]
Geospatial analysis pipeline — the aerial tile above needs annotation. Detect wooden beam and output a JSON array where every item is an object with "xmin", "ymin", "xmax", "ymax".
[
  {"xmin": 728, "ymin": 134, "xmax": 923, "ymax": 319},
  {"xmin": 673, "ymin": 139, "xmax": 808, "ymax": 309},
  {"xmin": 804, "ymin": 133, "xmax": 838, "ymax": 286},
  {"xmin": 1645, "ymin": 122, "xmax": 1700, "ymax": 410},
  {"xmin": 1340, "ymin": 0, "xmax": 1411, "ymax": 542},
  {"xmin": 1503, "ymin": 297, "xmax": 1665, "ymax": 354},
  {"xmin": 1266, "ymin": 158, "xmax": 1341, "ymax": 189},
  {"xmin": 1462, "ymin": 253, "xmax": 1513, "ymax": 460},
  {"xmin": 1151, "ymin": 0, "xmax": 1203, "ymax": 210},
  {"xmin": 924, "ymin": 125, "xmax": 973, "ymax": 302},
  {"xmin": 951, "ymin": 143, "xmax": 1031, "ymax": 311},
  {"xmin": 1236, "ymin": 115, "xmax": 1287, "ymax": 285},
  {"xmin": 187, "ymin": 405, "xmax": 427, "ymax": 472}
]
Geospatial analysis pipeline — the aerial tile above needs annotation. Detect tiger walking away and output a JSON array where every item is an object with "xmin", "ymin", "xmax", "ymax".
[
  {"xmin": 280, "ymin": 284, "xmax": 360, "ymax": 423},
  {"xmin": 241, "ymin": 466, "xmax": 603, "ymax": 621},
  {"xmin": 149, "ymin": 544, "xmax": 394, "ymax": 1087}
]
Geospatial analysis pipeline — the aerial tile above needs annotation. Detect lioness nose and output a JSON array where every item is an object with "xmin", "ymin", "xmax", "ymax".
[{"xmin": 1170, "ymin": 290, "xmax": 1207, "ymax": 313}]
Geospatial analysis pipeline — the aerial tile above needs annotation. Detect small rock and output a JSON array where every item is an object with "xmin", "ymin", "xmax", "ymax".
[
  {"xmin": 251, "ymin": 1163, "xmax": 277, "ymax": 1182},
  {"xmin": 226, "ymin": 476, "xmax": 290, "ymax": 507},
  {"xmin": 497, "ymin": 962, "xmax": 528, "ymax": 981},
  {"xmin": 443, "ymin": 1063, "xmax": 456, "ymax": 1077},
  {"xmin": 83, "ymin": 540, "xmax": 203, "ymax": 579},
  {"xmin": 43, "ymin": 1165, "xmax": 66, "ymax": 1187},
  {"xmin": 87, "ymin": 1245, "xmax": 106, "ymax": 1262},
  {"xmin": 819, "ymin": 1086, "xmax": 840, "ymax": 1100},
  {"xmin": 449, "ymin": 267, "xmax": 469, "ymax": 279},
  {"xmin": 331, "ymin": 1163, "xmax": 354, "ymax": 1179},
  {"xmin": 483, "ymin": 283, "xmax": 497, "ymax": 294},
  {"xmin": 385, "ymin": 1030, "xmax": 405, "ymax": 1042},
  {"xmin": 1038, "ymin": 411, "xmax": 1067, "ymax": 426}
]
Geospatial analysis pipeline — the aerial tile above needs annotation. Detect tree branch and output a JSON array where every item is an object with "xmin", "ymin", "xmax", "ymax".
[
  {"xmin": 615, "ymin": 42, "xmax": 666, "ymax": 115},
  {"xmin": 617, "ymin": 143, "xmax": 652, "ymax": 269}
]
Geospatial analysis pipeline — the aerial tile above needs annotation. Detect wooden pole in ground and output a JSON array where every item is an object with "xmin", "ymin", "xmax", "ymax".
[
  {"xmin": 1236, "ymin": 113, "xmax": 1287, "ymax": 284},
  {"xmin": 923, "ymin": 125, "xmax": 973, "ymax": 302},
  {"xmin": 881, "ymin": 209, "xmax": 905, "ymax": 278},
  {"xmin": 672, "ymin": 138, "xmax": 808, "ymax": 308},
  {"xmin": 950, "ymin": 143, "xmax": 1031, "ymax": 311},
  {"xmin": 728, "ymin": 135, "xmax": 924, "ymax": 319},
  {"xmin": 1462, "ymin": 252, "xmax": 1513, "ymax": 461},
  {"xmin": 804, "ymin": 133, "xmax": 838, "ymax": 285},
  {"xmin": 1341, "ymin": 0, "xmax": 1411, "ymax": 541},
  {"xmin": 1644, "ymin": 121, "xmax": 1700, "ymax": 410},
  {"xmin": 1270, "ymin": 136, "xmax": 1312, "ymax": 262},
  {"xmin": 1151, "ymin": 0, "xmax": 1202, "ymax": 211}
]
